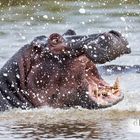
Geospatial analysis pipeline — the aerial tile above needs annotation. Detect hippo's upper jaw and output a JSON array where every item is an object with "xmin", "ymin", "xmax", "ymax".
[{"xmin": 64, "ymin": 30, "xmax": 131, "ymax": 64}]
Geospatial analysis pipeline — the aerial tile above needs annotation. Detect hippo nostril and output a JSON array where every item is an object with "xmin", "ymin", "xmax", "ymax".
[{"xmin": 109, "ymin": 30, "xmax": 121, "ymax": 38}]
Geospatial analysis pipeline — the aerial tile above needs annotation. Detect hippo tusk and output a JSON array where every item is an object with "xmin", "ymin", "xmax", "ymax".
[
  {"xmin": 94, "ymin": 85, "xmax": 99, "ymax": 97},
  {"xmin": 113, "ymin": 77, "xmax": 120, "ymax": 90}
]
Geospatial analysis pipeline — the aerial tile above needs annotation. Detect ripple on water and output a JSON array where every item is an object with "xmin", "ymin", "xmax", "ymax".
[{"xmin": 0, "ymin": 107, "xmax": 140, "ymax": 140}]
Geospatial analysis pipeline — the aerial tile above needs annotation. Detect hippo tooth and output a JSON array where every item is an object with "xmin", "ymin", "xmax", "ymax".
[
  {"xmin": 102, "ymin": 91, "xmax": 111, "ymax": 96},
  {"xmin": 113, "ymin": 77, "xmax": 120, "ymax": 89},
  {"xmin": 106, "ymin": 92, "xmax": 112, "ymax": 96},
  {"xmin": 114, "ymin": 89, "xmax": 120, "ymax": 93},
  {"xmin": 94, "ymin": 85, "xmax": 99, "ymax": 97}
]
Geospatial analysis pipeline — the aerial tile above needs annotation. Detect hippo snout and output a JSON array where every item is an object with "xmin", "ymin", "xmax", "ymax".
[
  {"xmin": 111, "ymin": 29, "xmax": 130, "ymax": 48},
  {"xmin": 64, "ymin": 30, "xmax": 131, "ymax": 64},
  {"xmin": 110, "ymin": 30, "xmax": 131, "ymax": 55},
  {"xmin": 83, "ymin": 30, "xmax": 131, "ymax": 64}
]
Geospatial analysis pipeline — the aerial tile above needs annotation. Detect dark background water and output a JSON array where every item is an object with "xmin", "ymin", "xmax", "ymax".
[{"xmin": 0, "ymin": 0, "xmax": 140, "ymax": 139}]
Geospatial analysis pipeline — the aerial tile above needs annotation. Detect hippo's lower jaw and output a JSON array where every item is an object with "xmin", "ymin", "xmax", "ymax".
[{"xmin": 86, "ymin": 77, "xmax": 123, "ymax": 109}]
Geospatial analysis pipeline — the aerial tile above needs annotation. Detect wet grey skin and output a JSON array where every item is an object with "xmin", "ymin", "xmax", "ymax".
[
  {"xmin": 63, "ymin": 29, "xmax": 131, "ymax": 63},
  {"xmin": 0, "ymin": 29, "xmax": 131, "ymax": 111}
]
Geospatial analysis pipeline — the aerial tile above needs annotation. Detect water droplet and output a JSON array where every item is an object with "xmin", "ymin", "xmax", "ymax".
[
  {"xmin": 30, "ymin": 17, "xmax": 34, "ymax": 20},
  {"xmin": 79, "ymin": 8, "xmax": 86, "ymax": 14},
  {"xmin": 100, "ymin": 35, "xmax": 105, "ymax": 40},
  {"xmin": 43, "ymin": 15, "xmax": 48, "ymax": 19},
  {"xmin": 120, "ymin": 17, "xmax": 125, "ymax": 22},
  {"xmin": 16, "ymin": 74, "xmax": 20, "ymax": 79},
  {"xmin": 3, "ymin": 73, "xmax": 8, "ymax": 77}
]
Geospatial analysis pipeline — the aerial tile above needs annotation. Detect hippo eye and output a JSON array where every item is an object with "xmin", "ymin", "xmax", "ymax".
[{"xmin": 49, "ymin": 33, "xmax": 64, "ymax": 46}]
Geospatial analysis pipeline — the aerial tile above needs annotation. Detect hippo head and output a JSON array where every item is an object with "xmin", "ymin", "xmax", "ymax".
[{"xmin": 27, "ymin": 29, "xmax": 130, "ymax": 109}]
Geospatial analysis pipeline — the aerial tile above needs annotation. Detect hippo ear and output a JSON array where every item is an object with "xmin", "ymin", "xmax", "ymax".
[{"xmin": 63, "ymin": 29, "xmax": 76, "ymax": 36}]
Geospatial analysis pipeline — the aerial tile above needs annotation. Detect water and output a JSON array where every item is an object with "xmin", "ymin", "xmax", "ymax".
[{"xmin": 0, "ymin": 0, "xmax": 140, "ymax": 139}]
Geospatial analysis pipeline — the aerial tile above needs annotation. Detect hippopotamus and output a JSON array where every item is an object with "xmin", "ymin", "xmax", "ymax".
[{"xmin": 0, "ymin": 29, "xmax": 131, "ymax": 111}]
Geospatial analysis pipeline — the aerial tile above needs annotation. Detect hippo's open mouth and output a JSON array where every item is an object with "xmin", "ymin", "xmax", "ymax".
[{"xmin": 77, "ymin": 56, "xmax": 123, "ymax": 109}]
